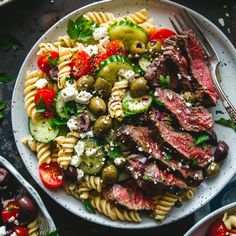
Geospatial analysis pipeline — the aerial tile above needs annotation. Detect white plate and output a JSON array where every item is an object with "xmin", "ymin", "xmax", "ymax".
[
  {"xmin": 184, "ymin": 202, "xmax": 236, "ymax": 236},
  {"xmin": 11, "ymin": 0, "xmax": 236, "ymax": 229}
]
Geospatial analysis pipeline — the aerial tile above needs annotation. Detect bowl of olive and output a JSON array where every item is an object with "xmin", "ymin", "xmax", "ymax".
[{"xmin": 0, "ymin": 156, "xmax": 56, "ymax": 235}]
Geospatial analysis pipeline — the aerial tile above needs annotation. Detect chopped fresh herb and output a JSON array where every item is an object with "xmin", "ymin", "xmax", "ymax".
[
  {"xmin": 194, "ymin": 134, "xmax": 210, "ymax": 145},
  {"xmin": 154, "ymin": 98, "xmax": 165, "ymax": 107},
  {"xmin": 174, "ymin": 200, "xmax": 183, "ymax": 208},
  {"xmin": 67, "ymin": 16, "xmax": 97, "ymax": 41},
  {"xmin": 8, "ymin": 205, "xmax": 14, "ymax": 211},
  {"xmin": 36, "ymin": 96, "xmax": 46, "ymax": 113},
  {"xmin": 164, "ymin": 154, "xmax": 172, "ymax": 162},
  {"xmin": 48, "ymin": 57, "xmax": 59, "ymax": 67},
  {"xmin": 0, "ymin": 73, "xmax": 14, "ymax": 84},
  {"xmin": 159, "ymin": 75, "xmax": 171, "ymax": 88},
  {"xmin": 215, "ymin": 118, "xmax": 236, "ymax": 131},
  {"xmin": 49, "ymin": 117, "xmax": 67, "ymax": 129},
  {"xmin": 190, "ymin": 157, "xmax": 199, "ymax": 166},
  {"xmin": 216, "ymin": 110, "xmax": 224, "ymax": 115},
  {"xmin": 0, "ymin": 101, "xmax": 6, "ymax": 119},
  {"xmin": 109, "ymin": 146, "xmax": 122, "ymax": 159},
  {"xmin": 46, "ymin": 230, "xmax": 58, "ymax": 236},
  {"xmin": 63, "ymin": 101, "xmax": 77, "ymax": 116},
  {"xmin": 82, "ymin": 199, "xmax": 96, "ymax": 214},
  {"xmin": 143, "ymin": 175, "xmax": 150, "ymax": 181},
  {"xmin": 0, "ymin": 34, "xmax": 23, "ymax": 51},
  {"xmin": 66, "ymin": 77, "xmax": 74, "ymax": 84}
]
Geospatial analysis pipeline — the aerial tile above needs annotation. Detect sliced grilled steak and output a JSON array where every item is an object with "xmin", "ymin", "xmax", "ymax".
[
  {"xmin": 170, "ymin": 30, "xmax": 218, "ymax": 106},
  {"xmin": 126, "ymin": 154, "xmax": 188, "ymax": 195},
  {"xmin": 155, "ymin": 122, "xmax": 213, "ymax": 168},
  {"xmin": 154, "ymin": 88, "xmax": 214, "ymax": 132},
  {"xmin": 117, "ymin": 125, "xmax": 203, "ymax": 186},
  {"xmin": 107, "ymin": 182, "xmax": 154, "ymax": 211}
]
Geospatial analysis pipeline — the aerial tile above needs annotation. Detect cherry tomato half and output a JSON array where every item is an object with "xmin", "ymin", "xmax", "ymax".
[
  {"xmin": 39, "ymin": 162, "xmax": 64, "ymax": 189},
  {"xmin": 34, "ymin": 88, "xmax": 56, "ymax": 108},
  {"xmin": 106, "ymin": 40, "xmax": 126, "ymax": 57},
  {"xmin": 1, "ymin": 201, "xmax": 20, "ymax": 224},
  {"xmin": 209, "ymin": 220, "xmax": 229, "ymax": 236},
  {"xmin": 70, "ymin": 51, "xmax": 91, "ymax": 78},
  {"xmin": 14, "ymin": 226, "xmax": 30, "ymax": 236},
  {"xmin": 149, "ymin": 29, "xmax": 176, "ymax": 44},
  {"xmin": 91, "ymin": 52, "xmax": 108, "ymax": 70},
  {"xmin": 37, "ymin": 51, "xmax": 59, "ymax": 74}
]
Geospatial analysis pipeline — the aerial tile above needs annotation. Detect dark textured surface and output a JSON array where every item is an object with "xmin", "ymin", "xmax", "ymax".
[{"xmin": 0, "ymin": 0, "xmax": 235, "ymax": 235}]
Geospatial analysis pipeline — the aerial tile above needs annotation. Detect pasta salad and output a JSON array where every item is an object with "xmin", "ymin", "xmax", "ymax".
[{"xmin": 22, "ymin": 9, "xmax": 229, "ymax": 223}]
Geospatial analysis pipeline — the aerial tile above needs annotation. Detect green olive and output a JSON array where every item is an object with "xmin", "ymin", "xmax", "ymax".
[
  {"xmin": 93, "ymin": 115, "xmax": 112, "ymax": 135},
  {"xmin": 130, "ymin": 41, "xmax": 146, "ymax": 54},
  {"xmin": 89, "ymin": 97, "xmax": 107, "ymax": 115},
  {"xmin": 95, "ymin": 77, "xmax": 112, "ymax": 97},
  {"xmin": 147, "ymin": 40, "xmax": 162, "ymax": 54},
  {"xmin": 101, "ymin": 164, "xmax": 118, "ymax": 183},
  {"xmin": 76, "ymin": 75, "xmax": 95, "ymax": 91},
  {"xmin": 206, "ymin": 162, "xmax": 221, "ymax": 178},
  {"xmin": 181, "ymin": 91, "xmax": 196, "ymax": 103},
  {"xmin": 130, "ymin": 77, "xmax": 148, "ymax": 97}
]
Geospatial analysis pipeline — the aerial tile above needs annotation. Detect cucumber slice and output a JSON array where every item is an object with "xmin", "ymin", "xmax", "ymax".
[
  {"xmin": 79, "ymin": 140, "xmax": 105, "ymax": 175},
  {"xmin": 138, "ymin": 56, "xmax": 151, "ymax": 72},
  {"xmin": 97, "ymin": 55, "xmax": 134, "ymax": 84},
  {"xmin": 122, "ymin": 92, "xmax": 152, "ymax": 115},
  {"xmin": 29, "ymin": 118, "xmax": 59, "ymax": 143},
  {"xmin": 54, "ymin": 90, "xmax": 68, "ymax": 119},
  {"xmin": 108, "ymin": 21, "xmax": 148, "ymax": 50}
]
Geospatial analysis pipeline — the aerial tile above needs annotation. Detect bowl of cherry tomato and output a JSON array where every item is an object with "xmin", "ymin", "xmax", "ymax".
[
  {"xmin": 0, "ymin": 156, "xmax": 56, "ymax": 235},
  {"xmin": 184, "ymin": 202, "xmax": 236, "ymax": 236}
]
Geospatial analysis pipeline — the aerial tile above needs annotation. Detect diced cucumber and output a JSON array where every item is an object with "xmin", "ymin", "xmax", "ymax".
[
  {"xmin": 54, "ymin": 90, "xmax": 68, "ymax": 119},
  {"xmin": 29, "ymin": 118, "xmax": 59, "ymax": 143},
  {"xmin": 139, "ymin": 56, "xmax": 151, "ymax": 72},
  {"xmin": 122, "ymin": 92, "xmax": 152, "ymax": 115},
  {"xmin": 97, "ymin": 55, "xmax": 134, "ymax": 84},
  {"xmin": 79, "ymin": 140, "xmax": 105, "ymax": 175},
  {"xmin": 108, "ymin": 21, "xmax": 148, "ymax": 50}
]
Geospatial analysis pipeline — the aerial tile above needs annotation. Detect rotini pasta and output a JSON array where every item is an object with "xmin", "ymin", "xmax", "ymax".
[
  {"xmin": 223, "ymin": 212, "xmax": 236, "ymax": 231},
  {"xmin": 138, "ymin": 18, "xmax": 156, "ymax": 34},
  {"xmin": 84, "ymin": 175, "xmax": 103, "ymax": 193},
  {"xmin": 57, "ymin": 35, "xmax": 76, "ymax": 48},
  {"xmin": 84, "ymin": 11, "xmax": 115, "ymax": 25},
  {"xmin": 63, "ymin": 182, "xmax": 91, "ymax": 200},
  {"xmin": 180, "ymin": 188, "xmax": 196, "ymax": 201},
  {"xmin": 37, "ymin": 42, "xmax": 60, "ymax": 56},
  {"xmin": 108, "ymin": 79, "xmax": 128, "ymax": 121},
  {"xmin": 27, "ymin": 219, "xmax": 39, "ymax": 236}
]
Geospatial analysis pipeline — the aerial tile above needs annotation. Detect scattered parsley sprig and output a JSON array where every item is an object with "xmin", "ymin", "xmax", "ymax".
[
  {"xmin": 215, "ymin": 118, "xmax": 236, "ymax": 131},
  {"xmin": 0, "ymin": 101, "xmax": 6, "ymax": 120}
]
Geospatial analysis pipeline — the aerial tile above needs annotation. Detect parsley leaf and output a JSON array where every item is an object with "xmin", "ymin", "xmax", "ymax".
[
  {"xmin": 143, "ymin": 175, "xmax": 150, "ymax": 181},
  {"xmin": 164, "ymin": 154, "xmax": 172, "ymax": 162},
  {"xmin": 67, "ymin": 16, "xmax": 97, "ymax": 42},
  {"xmin": 46, "ymin": 230, "xmax": 58, "ymax": 236},
  {"xmin": 49, "ymin": 117, "xmax": 67, "ymax": 129},
  {"xmin": 215, "ymin": 118, "xmax": 236, "ymax": 131},
  {"xmin": 0, "ymin": 34, "xmax": 23, "ymax": 51},
  {"xmin": 154, "ymin": 98, "xmax": 165, "ymax": 107},
  {"xmin": 159, "ymin": 75, "xmax": 171, "ymax": 88},
  {"xmin": 82, "ymin": 199, "xmax": 96, "ymax": 214},
  {"xmin": 190, "ymin": 157, "xmax": 199, "ymax": 166},
  {"xmin": 216, "ymin": 110, "xmax": 224, "ymax": 115},
  {"xmin": 0, "ymin": 73, "xmax": 14, "ymax": 84},
  {"xmin": 174, "ymin": 200, "xmax": 183, "ymax": 208},
  {"xmin": 0, "ymin": 101, "xmax": 6, "ymax": 119},
  {"xmin": 194, "ymin": 134, "xmax": 210, "ymax": 145},
  {"xmin": 63, "ymin": 101, "xmax": 77, "ymax": 117},
  {"xmin": 8, "ymin": 205, "xmax": 14, "ymax": 211},
  {"xmin": 48, "ymin": 57, "xmax": 59, "ymax": 67},
  {"xmin": 35, "ymin": 96, "xmax": 46, "ymax": 113},
  {"xmin": 109, "ymin": 146, "xmax": 122, "ymax": 159}
]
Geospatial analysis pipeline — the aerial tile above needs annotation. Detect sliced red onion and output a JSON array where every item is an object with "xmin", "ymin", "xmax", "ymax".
[
  {"xmin": 142, "ymin": 97, "xmax": 149, "ymax": 103},
  {"xmin": 139, "ymin": 157, "xmax": 148, "ymax": 164}
]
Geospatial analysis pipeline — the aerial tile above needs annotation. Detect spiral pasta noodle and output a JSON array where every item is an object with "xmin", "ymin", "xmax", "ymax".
[
  {"xmin": 108, "ymin": 79, "xmax": 128, "ymax": 121},
  {"xmin": 84, "ymin": 11, "xmax": 115, "ymax": 25},
  {"xmin": 57, "ymin": 35, "xmax": 76, "ymax": 48},
  {"xmin": 57, "ymin": 132, "xmax": 80, "ymax": 169},
  {"xmin": 63, "ymin": 182, "xmax": 91, "ymax": 200},
  {"xmin": 36, "ymin": 142, "xmax": 51, "ymax": 166},
  {"xmin": 71, "ymin": 42, "xmax": 85, "ymax": 53},
  {"xmin": 223, "ymin": 213, "xmax": 236, "ymax": 231},
  {"xmin": 91, "ymin": 194, "xmax": 141, "ymax": 222},
  {"xmin": 37, "ymin": 42, "xmax": 60, "ymax": 56},
  {"xmin": 153, "ymin": 192, "xmax": 180, "ymax": 221},
  {"xmin": 51, "ymin": 147, "xmax": 59, "ymax": 162},
  {"xmin": 21, "ymin": 136, "xmax": 37, "ymax": 152},
  {"xmin": 27, "ymin": 219, "xmax": 39, "ymax": 236},
  {"xmin": 84, "ymin": 175, "xmax": 103, "ymax": 193},
  {"xmin": 138, "ymin": 18, "xmax": 156, "ymax": 34},
  {"xmin": 47, "ymin": 81, "xmax": 59, "ymax": 92},
  {"xmin": 180, "ymin": 188, "xmax": 196, "ymax": 201},
  {"xmin": 24, "ymin": 70, "xmax": 44, "ymax": 123}
]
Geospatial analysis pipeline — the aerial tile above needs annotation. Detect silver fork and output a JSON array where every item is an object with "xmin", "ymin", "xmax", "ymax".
[{"xmin": 169, "ymin": 8, "xmax": 236, "ymax": 123}]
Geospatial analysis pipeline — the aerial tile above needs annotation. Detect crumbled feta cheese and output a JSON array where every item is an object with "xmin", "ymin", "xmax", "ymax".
[
  {"xmin": 67, "ymin": 116, "xmax": 79, "ymax": 132},
  {"xmin": 75, "ymin": 91, "xmax": 93, "ymax": 104},
  {"xmin": 70, "ymin": 155, "xmax": 81, "ymax": 167},
  {"xmin": 74, "ymin": 141, "xmax": 85, "ymax": 157},
  {"xmin": 0, "ymin": 226, "xmax": 6, "ymax": 236},
  {"xmin": 77, "ymin": 169, "xmax": 84, "ymax": 181},
  {"xmin": 57, "ymin": 175, "xmax": 63, "ymax": 180},
  {"xmin": 99, "ymin": 36, "xmax": 110, "ymax": 47},
  {"xmin": 85, "ymin": 148, "xmax": 97, "ymax": 157},
  {"xmin": 80, "ymin": 131, "xmax": 94, "ymax": 139},
  {"xmin": 8, "ymin": 216, "xmax": 15, "ymax": 222},
  {"xmin": 186, "ymin": 102, "xmax": 192, "ymax": 107},
  {"xmin": 118, "ymin": 69, "xmax": 135, "ymax": 81},
  {"xmin": 61, "ymin": 85, "xmax": 78, "ymax": 102},
  {"xmin": 35, "ymin": 78, "xmax": 48, "ymax": 89},
  {"xmin": 84, "ymin": 45, "xmax": 98, "ymax": 56},
  {"xmin": 177, "ymin": 73, "xmax": 182, "ymax": 80},
  {"xmin": 10, "ymin": 233, "xmax": 17, "ymax": 236},
  {"xmin": 114, "ymin": 157, "xmax": 126, "ymax": 166},
  {"xmin": 93, "ymin": 27, "xmax": 108, "ymax": 40}
]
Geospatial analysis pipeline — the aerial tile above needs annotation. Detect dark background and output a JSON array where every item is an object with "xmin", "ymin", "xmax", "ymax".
[{"xmin": 0, "ymin": 0, "xmax": 235, "ymax": 235}]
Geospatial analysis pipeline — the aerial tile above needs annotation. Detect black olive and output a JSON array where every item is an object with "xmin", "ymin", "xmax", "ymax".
[
  {"xmin": 17, "ymin": 195, "xmax": 37, "ymax": 222},
  {"xmin": 214, "ymin": 141, "xmax": 229, "ymax": 162},
  {"xmin": 63, "ymin": 166, "xmax": 77, "ymax": 182}
]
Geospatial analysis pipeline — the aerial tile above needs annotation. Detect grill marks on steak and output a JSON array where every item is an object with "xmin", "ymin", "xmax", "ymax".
[
  {"xmin": 126, "ymin": 154, "xmax": 188, "ymax": 195},
  {"xmin": 154, "ymin": 88, "xmax": 214, "ymax": 132},
  {"xmin": 155, "ymin": 122, "xmax": 213, "ymax": 168},
  {"xmin": 170, "ymin": 31, "xmax": 218, "ymax": 106},
  {"xmin": 107, "ymin": 182, "xmax": 154, "ymax": 211},
  {"xmin": 117, "ymin": 125, "xmax": 203, "ymax": 185}
]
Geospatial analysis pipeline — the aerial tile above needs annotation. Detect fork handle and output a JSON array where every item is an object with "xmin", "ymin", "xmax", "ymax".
[{"xmin": 213, "ymin": 67, "xmax": 236, "ymax": 124}]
